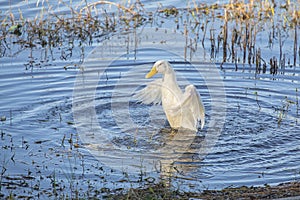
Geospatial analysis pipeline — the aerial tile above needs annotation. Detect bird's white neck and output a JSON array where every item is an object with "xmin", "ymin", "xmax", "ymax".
[{"xmin": 162, "ymin": 70, "xmax": 182, "ymax": 95}]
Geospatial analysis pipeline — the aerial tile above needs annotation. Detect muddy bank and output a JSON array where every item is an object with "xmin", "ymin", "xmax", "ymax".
[{"xmin": 111, "ymin": 181, "xmax": 300, "ymax": 200}]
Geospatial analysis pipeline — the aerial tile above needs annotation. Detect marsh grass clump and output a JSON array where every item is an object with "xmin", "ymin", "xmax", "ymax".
[
  {"xmin": 0, "ymin": 0, "xmax": 299, "ymax": 72},
  {"xmin": 182, "ymin": 0, "xmax": 300, "ymax": 72},
  {"xmin": 277, "ymin": 96, "xmax": 297, "ymax": 126},
  {"xmin": 0, "ymin": 0, "xmax": 148, "ymax": 67},
  {"xmin": 223, "ymin": 0, "xmax": 299, "ymax": 70}
]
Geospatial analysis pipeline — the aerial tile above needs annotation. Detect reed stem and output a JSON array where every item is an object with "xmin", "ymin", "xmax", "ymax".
[{"xmin": 223, "ymin": 9, "xmax": 228, "ymax": 63}]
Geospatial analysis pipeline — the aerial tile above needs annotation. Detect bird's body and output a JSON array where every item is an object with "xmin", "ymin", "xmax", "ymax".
[{"xmin": 134, "ymin": 60, "xmax": 205, "ymax": 131}]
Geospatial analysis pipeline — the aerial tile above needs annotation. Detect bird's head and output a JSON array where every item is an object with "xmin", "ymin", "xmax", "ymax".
[{"xmin": 145, "ymin": 60, "xmax": 171, "ymax": 78}]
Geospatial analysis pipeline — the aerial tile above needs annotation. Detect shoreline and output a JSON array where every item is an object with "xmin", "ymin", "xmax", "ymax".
[{"xmin": 111, "ymin": 181, "xmax": 300, "ymax": 200}]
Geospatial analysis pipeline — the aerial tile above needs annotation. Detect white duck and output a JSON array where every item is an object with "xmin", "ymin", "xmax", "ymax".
[{"xmin": 134, "ymin": 60, "xmax": 205, "ymax": 131}]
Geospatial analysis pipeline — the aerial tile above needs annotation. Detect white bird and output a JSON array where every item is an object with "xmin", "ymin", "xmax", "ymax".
[{"xmin": 134, "ymin": 60, "xmax": 205, "ymax": 131}]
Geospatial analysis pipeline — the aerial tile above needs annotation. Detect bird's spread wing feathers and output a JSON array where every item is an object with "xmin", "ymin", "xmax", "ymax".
[
  {"xmin": 184, "ymin": 85, "xmax": 205, "ymax": 129},
  {"xmin": 133, "ymin": 79, "xmax": 162, "ymax": 105},
  {"xmin": 166, "ymin": 85, "xmax": 205, "ymax": 129}
]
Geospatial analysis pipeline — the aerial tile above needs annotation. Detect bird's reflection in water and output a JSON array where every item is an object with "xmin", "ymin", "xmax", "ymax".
[{"xmin": 154, "ymin": 126, "xmax": 206, "ymax": 183}]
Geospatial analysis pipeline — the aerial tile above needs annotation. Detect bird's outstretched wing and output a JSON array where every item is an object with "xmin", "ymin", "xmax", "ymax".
[
  {"xmin": 167, "ymin": 85, "xmax": 205, "ymax": 130},
  {"xmin": 184, "ymin": 85, "xmax": 205, "ymax": 129},
  {"xmin": 133, "ymin": 79, "xmax": 162, "ymax": 105}
]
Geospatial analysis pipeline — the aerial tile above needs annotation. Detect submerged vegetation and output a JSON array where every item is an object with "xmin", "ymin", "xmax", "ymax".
[{"xmin": 0, "ymin": 0, "xmax": 299, "ymax": 70}]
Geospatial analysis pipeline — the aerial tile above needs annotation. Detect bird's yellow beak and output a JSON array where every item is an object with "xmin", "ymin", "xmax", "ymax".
[{"xmin": 145, "ymin": 66, "xmax": 158, "ymax": 78}]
